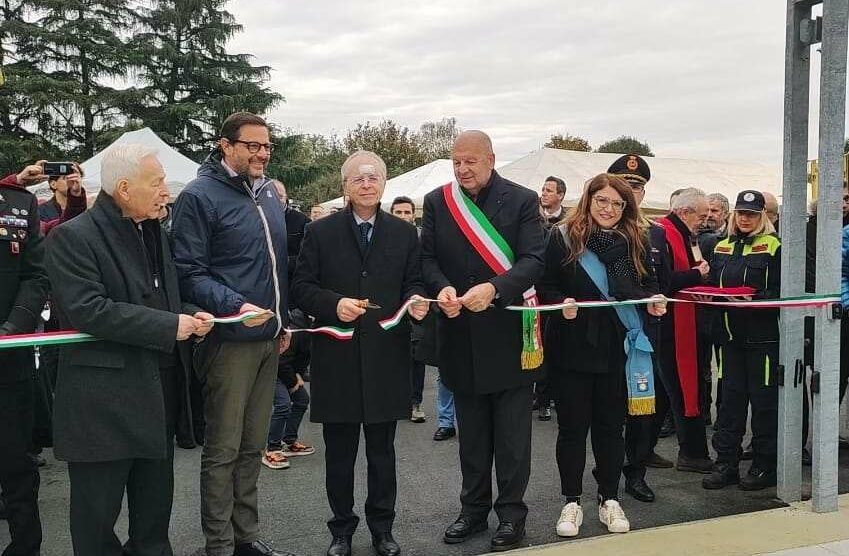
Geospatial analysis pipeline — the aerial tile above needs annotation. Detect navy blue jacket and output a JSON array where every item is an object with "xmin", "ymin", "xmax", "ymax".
[{"xmin": 170, "ymin": 152, "xmax": 288, "ymax": 342}]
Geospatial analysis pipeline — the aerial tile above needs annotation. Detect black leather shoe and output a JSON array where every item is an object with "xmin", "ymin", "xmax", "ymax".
[
  {"xmin": 326, "ymin": 536, "xmax": 351, "ymax": 556},
  {"xmin": 538, "ymin": 406, "xmax": 552, "ymax": 421},
  {"xmin": 433, "ymin": 427, "xmax": 456, "ymax": 441},
  {"xmin": 625, "ymin": 477, "xmax": 655, "ymax": 502},
  {"xmin": 739, "ymin": 467, "xmax": 777, "ymax": 491},
  {"xmin": 372, "ymin": 532, "xmax": 400, "ymax": 556},
  {"xmin": 443, "ymin": 515, "xmax": 487, "ymax": 544},
  {"xmin": 658, "ymin": 413, "xmax": 675, "ymax": 438},
  {"xmin": 676, "ymin": 455, "xmax": 714, "ymax": 474},
  {"xmin": 234, "ymin": 540, "xmax": 297, "ymax": 556},
  {"xmin": 645, "ymin": 451, "xmax": 674, "ymax": 469},
  {"xmin": 702, "ymin": 463, "xmax": 739, "ymax": 490},
  {"xmin": 490, "ymin": 521, "xmax": 524, "ymax": 552}
]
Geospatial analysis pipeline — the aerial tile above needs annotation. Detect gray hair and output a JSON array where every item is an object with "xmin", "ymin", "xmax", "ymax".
[
  {"xmin": 671, "ymin": 187, "xmax": 707, "ymax": 211},
  {"xmin": 100, "ymin": 144, "xmax": 159, "ymax": 195},
  {"xmin": 707, "ymin": 192, "xmax": 730, "ymax": 215},
  {"xmin": 340, "ymin": 150, "xmax": 387, "ymax": 181}
]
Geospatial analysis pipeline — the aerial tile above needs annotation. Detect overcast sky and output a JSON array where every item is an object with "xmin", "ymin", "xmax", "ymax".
[{"xmin": 227, "ymin": 1, "xmax": 836, "ymax": 166}]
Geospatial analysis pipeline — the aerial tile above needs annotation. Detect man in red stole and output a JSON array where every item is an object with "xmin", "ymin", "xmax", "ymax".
[
  {"xmin": 655, "ymin": 189, "xmax": 715, "ymax": 470},
  {"xmin": 421, "ymin": 131, "xmax": 545, "ymax": 552}
]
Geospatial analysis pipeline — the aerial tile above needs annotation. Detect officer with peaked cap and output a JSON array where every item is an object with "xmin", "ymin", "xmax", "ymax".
[{"xmin": 608, "ymin": 154, "xmax": 714, "ymax": 504}]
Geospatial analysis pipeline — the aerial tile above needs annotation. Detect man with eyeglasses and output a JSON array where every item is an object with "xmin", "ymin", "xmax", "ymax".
[
  {"xmin": 171, "ymin": 112, "xmax": 296, "ymax": 556},
  {"xmin": 293, "ymin": 151, "xmax": 428, "ymax": 556}
]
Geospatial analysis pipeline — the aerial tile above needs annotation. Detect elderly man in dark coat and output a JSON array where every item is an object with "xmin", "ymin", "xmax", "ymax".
[
  {"xmin": 421, "ymin": 131, "xmax": 545, "ymax": 552},
  {"xmin": 292, "ymin": 150, "xmax": 428, "ymax": 556},
  {"xmin": 46, "ymin": 145, "xmax": 214, "ymax": 556}
]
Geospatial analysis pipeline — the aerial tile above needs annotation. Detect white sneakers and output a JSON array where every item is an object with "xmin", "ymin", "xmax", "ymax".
[
  {"xmin": 556, "ymin": 500, "xmax": 630, "ymax": 537},
  {"xmin": 598, "ymin": 500, "xmax": 630, "ymax": 533},
  {"xmin": 556, "ymin": 502, "xmax": 583, "ymax": 537}
]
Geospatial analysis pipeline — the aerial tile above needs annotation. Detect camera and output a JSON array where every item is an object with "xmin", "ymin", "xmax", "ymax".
[{"xmin": 43, "ymin": 162, "xmax": 75, "ymax": 177}]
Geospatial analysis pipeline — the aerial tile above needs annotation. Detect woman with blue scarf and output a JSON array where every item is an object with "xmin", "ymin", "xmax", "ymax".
[{"xmin": 539, "ymin": 173, "xmax": 666, "ymax": 539}]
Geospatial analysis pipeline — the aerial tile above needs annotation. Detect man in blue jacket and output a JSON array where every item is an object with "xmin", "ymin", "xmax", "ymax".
[{"xmin": 171, "ymin": 112, "xmax": 294, "ymax": 556}]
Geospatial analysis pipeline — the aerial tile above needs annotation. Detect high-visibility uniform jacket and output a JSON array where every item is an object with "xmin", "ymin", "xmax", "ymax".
[{"xmin": 709, "ymin": 232, "xmax": 781, "ymax": 346}]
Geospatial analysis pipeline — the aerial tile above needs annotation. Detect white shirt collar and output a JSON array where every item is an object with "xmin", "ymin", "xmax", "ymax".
[
  {"xmin": 353, "ymin": 211, "xmax": 377, "ymax": 226},
  {"xmin": 221, "ymin": 159, "xmax": 266, "ymax": 192}
]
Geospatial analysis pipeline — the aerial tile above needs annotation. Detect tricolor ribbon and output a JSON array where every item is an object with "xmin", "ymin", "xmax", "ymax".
[
  {"xmin": 378, "ymin": 297, "xmax": 438, "ymax": 330},
  {"xmin": 0, "ymin": 311, "xmax": 356, "ymax": 350},
  {"xmin": 503, "ymin": 293, "xmax": 840, "ymax": 312},
  {"xmin": 0, "ymin": 294, "xmax": 839, "ymax": 350}
]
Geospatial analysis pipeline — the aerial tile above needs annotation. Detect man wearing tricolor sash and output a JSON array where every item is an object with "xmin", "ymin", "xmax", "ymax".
[
  {"xmin": 293, "ymin": 151, "xmax": 428, "ymax": 556},
  {"xmin": 421, "ymin": 131, "xmax": 545, "ymax": 552}
]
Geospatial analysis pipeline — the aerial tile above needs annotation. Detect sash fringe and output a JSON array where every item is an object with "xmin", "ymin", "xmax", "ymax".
[{"xmin": 628, "ymin": 396, "xmax": 656, "ymax": 416}]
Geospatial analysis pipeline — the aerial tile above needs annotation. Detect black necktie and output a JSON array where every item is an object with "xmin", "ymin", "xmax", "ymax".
[{"xmin": 358, "ymin": 222, "xmax": 372, "ymax": 249}]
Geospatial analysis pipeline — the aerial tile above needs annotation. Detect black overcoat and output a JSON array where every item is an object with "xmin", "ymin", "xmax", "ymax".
[
  {"xmin": 292, "ymin": 207, "xmax": 425, "ymax": 424},
  {"xmin": 46, "ymin": 192, "xmax": 198, "ymax": 462},
  {"xmin": 420, "ymin": 172, "xmax": 545, "ymax": 395}
]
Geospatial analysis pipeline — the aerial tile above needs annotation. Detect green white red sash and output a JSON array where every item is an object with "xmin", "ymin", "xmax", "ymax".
[{"xmin": 442, "ymin": 181, "xmax": 543, "ymax": 370}]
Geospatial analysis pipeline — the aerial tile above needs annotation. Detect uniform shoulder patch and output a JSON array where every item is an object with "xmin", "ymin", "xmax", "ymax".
[{"xmin": 751, "ymin": 244, "xmax": 768, "ymax": 253}]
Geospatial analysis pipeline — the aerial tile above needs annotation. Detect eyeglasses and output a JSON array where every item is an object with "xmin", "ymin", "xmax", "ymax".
[
  {"xmin": 629, "ymin": 184, "xmax": 645, "ymax": 193},
  {"xmin": 230, "ymin": 139, "xmax": 274, "ymax": 154},
  {"xmin": 348, "ymin": 174, "xmax": 382, "ymax": 187},
  {"xmin": 592, "ymin": 195, "xmax": 626, "ymax": 212}
]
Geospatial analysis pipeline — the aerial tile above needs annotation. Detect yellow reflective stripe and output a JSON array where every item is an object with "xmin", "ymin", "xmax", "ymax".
[
  {"xmin": 718, "ymin": 347, "xmax": 724, "ymax": 379},
  {"xmin": 724, "ymin": 313, "xmax": 732, "ymax": 341},
  {"xmin": 765, "ymin": 354, "xmax": 770, "ymax": 386}
]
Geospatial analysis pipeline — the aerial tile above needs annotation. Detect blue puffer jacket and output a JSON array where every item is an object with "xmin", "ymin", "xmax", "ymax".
[
  {"xmin": 842, "ymin": 225, "xmax": 849, "ymax": 309},
  {"xmin": 171, "ymin": 152, "xmax": 288, "ymax": 342}
]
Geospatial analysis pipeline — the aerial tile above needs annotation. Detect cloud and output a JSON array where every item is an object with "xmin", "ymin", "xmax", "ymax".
[{"xmin": 226, "ymin": 0, "xmax": 824, "ymax": 165}]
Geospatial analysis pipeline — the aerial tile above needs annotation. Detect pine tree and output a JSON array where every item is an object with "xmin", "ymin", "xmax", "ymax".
[
  {"xmin": 25, "ymin": 0, "xmax": 142, "ymax": 159},
  {"xmin": 0, "ymin": 0, "xmax": 64, "ymax": 173},
  {"xmin": 131, "ymin": 0, "xmax": 282, "ymax": 161}
]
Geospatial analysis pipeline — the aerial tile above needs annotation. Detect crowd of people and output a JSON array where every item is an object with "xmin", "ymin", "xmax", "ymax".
[{"xmin": 1, "ymin": 111, "xmax": 849, "ymax": 556}]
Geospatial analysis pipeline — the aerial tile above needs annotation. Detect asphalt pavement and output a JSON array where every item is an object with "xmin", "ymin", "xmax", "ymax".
[{"xmin": 3, "ymin": 367, "xmax": 848, "ymax": 556}]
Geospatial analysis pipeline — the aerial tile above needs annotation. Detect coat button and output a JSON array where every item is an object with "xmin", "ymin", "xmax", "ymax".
[
  {"xmin": 153, "ymin": 374, "xmax": 160, "ymax": 382},
  {"xmin": 361, "ymin": 271, "xmax": 368, "ymax": 278}
]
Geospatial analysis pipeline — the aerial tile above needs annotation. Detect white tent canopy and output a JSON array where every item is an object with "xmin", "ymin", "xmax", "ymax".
[
  {"xmin": 28, "ymin": 127, "xmax": 200, "ymax": 200},
  {"xmin": 498, "ymin": 148, "xmax": 782, "ymax": 212},
  {"xmin": 321, "ymin": 148, "xmax": 781, "ymax": 214}
]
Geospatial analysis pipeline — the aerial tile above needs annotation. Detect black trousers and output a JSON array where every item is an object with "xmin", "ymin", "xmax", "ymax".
[
  {"xmin": 0, "ymin": 379, "xmax": 42, "ymax": 556},
  {"xmin": 697, "ymin": 332, "xmax": 715, "ymax": 418},
  {"xmin": 453, "ymin": 385, "xmax": 532, "ymax": 524},
  {"xmin": 554, "ymin": 371, "xmax": 626, "ymax": 501},
  {"xmin": 68, "ymin": 449, "xmax": 175, "ymax": 556},
  {"xmin": 656, "ymin": 341, "xmax": 709, "ymax": 460},
  {"xmin": 533, "ymin": 378, "xmax": 551, "ymax": 408},
  {"xmin": 323, "ymin": 421, "xmax": 398, "ymax": 537},
  {"xmin": 624, "ymin": 362, "xmax": 669, "ymax": 479},
  {"xmin": 802, "ymin": 316, "xmax": 849, "ymax": 447},
  {"xmin": 713, "ymin": 343, "xmax": 779, "ymax": 471}
]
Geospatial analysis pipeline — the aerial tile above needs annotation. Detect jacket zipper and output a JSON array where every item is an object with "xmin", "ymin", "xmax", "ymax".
[{"xmin": 244, "ymin": 181, "xmax": 283, "ymax": 337}]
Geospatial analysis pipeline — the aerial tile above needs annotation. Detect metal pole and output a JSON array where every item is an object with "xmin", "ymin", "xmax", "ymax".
[
  {"xmin": 812, "ymin": 0, "xmax": 848, "ymax": 514},
  {"xmin": 777, "ymin": 0, "xmax": 811, "ymax": 503}
]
